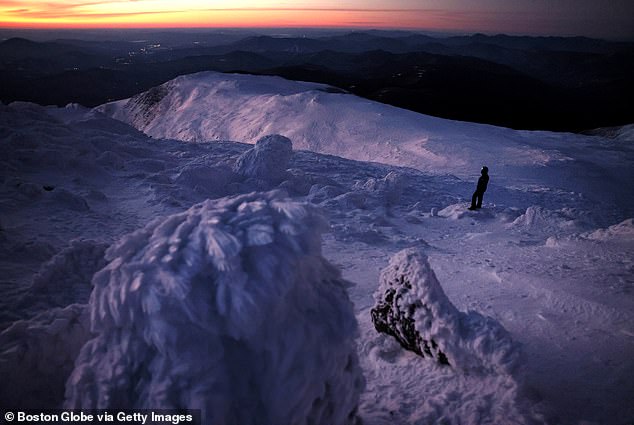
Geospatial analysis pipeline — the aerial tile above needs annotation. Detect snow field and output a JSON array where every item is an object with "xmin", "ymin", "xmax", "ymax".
[{"xmin": 1, "ymin": 70, "xmax": 633, "ymax": 424}]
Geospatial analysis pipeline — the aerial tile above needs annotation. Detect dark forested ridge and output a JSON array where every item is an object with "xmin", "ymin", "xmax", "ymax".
[{"xmin": 1, "ymin": 31, "xmax": 632, "ymax": 132}]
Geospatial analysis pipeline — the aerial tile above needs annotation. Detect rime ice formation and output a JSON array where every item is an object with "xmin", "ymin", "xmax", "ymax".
[
  {"xmin": 372, "ymin": 248, "xmax": 522, "ymax": 375},
  {"xmin": 354, "ymin": 171, "xmax": 405, "ymax": 207},
  {"xmin": 232, "ymin": 134, "xmax": 293, "ymax": 184},
  {"xmin": 64, "ymin": 190, "xmax": 364, "ymax": 425}
]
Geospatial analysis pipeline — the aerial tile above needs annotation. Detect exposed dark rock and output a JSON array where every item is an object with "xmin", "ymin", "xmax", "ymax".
[
  {"xmin": 371, "ymin": 274, "xmax": 449, "ymax": 365},
  {"xmin": 372, "ymin": 248, "xmax": 521, "ymax": 375}
]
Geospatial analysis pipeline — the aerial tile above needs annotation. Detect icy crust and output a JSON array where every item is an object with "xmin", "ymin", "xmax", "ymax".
[
  {"xmin": 0, "ymin": 304, "xmax": 90, "ymax": 408},
  {"xmin": 64, "ymin": 190, "xmax": 364, "ymax": 425},
  {"xmin": 372, "ymin": 248, "xmax": 522, "ymax": 376}
]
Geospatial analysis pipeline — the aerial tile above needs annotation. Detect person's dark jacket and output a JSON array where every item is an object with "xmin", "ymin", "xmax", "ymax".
[{"xmin": 476, "ymin": 174, "xmax": 489, "ymax": 193}]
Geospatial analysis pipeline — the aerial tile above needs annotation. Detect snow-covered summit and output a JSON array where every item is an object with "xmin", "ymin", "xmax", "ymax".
[
  {"xmin": 2, "ymin": 82, "xmax": 634, "ymax": 424},
  {"xmin": 96, "ymin": 72, "xmax": 634, "ymax": 223},
  {"xmin": 97, "ymin": 71, "xmax": 581, "ymax": 177}
]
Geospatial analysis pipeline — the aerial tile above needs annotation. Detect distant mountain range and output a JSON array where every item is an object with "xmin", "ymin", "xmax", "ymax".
[{"xmin": 1, "ymin": 31, "xmax": 632, "ymax": 131}]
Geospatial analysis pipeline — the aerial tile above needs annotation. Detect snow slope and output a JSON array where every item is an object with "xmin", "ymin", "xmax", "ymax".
[
  {"xmin": 1, "ymin": 72, "xmax": 634, "ymax": 424},
  {"xmin": 95, "ymin": 72, "xmax": 573, "ymax": 176},
  {"xmin": 98, "ymin": 71, "xmax": 634, "ymax": 221}
]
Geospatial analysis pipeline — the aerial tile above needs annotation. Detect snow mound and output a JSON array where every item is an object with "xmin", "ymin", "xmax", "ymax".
[
  {"xmin": 28, "ymin": 239, "xmax": 108, "ymax": 307},
  {"xmin": 508, "ymin": 206, "xmax": 591, "ymax": 233},
  {"xmin": 353, "ymin": 171, "xmax": 405, "ymax": 207},
  {"xmin": 615, "ymin": 124, "xmax": 634, "ymax": 142},
  {"xmin": 64, "ymin": 190, "xmax": 364, "ymax": 425},
  {"xmin": 0, "ymin": 304, "xmax": 90, "ymax": 408},
  {"xmin": 233, "ymin": 134, "xmax": 293, "ymax": 184},
  {"xmin": 585, "ymin": 218, "xmax": 634, "ymax": 241},
  {"xmin": 372, "ymin": 248, "xmax": 522, "ymax": 375},
  {"xmin": 590, "ymin": 123, "xmax": 634, "ymax": 142},
  {"xmin": 307, "ymin": 184, "xmax": 346, "ymax": 204},
  {"xmin": 437, "ymin": 203, "xmax": 496, "ymax": 220},
  {"xmin": 174, "ymin": 164, "xmax": 236, "ymax": 198}
]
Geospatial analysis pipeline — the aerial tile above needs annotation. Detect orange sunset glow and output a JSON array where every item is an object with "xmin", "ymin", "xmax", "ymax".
[
  {"xmin": 1, "ymin": 0, "xmax": 633, "ymax": 38},
  {"xmin": 0, "ymin": 2, "xmax": 461, "ymax": 31}
]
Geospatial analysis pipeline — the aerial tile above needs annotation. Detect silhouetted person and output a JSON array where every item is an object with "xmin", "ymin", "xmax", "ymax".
[{"xmin": 468, "ymin": 166, "xmax": 489, "ymax": 210}]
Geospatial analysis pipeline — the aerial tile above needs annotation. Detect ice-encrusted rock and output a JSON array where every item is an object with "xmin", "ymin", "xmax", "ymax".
[
  {"xmin": 371, "ymin": 248, "xmax": 521, "ymax": 375},
  {"xmin": 64, "ymin": 190, "xmax": 364, "ymax": 425},
  {"xmin": 354, "ymin": 171, "xmax": 405, "ymax": 207},
  {"xmin": 233, "ymin": 134, "xmax": 293, "ymax": 184}
]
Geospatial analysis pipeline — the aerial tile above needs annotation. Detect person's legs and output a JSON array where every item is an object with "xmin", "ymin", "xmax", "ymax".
[
  {"xmin": 476, "ymin": 192, "xmax": 484, "ymax": 208},
  {"xmin": 470, "ymin": 191, "xmax": 478, "ymax": 209}
]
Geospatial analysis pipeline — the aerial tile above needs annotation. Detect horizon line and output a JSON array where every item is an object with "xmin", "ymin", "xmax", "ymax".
[{"xmin": 0, "ymin": 25, "xmax": 630, "ymax": 42}]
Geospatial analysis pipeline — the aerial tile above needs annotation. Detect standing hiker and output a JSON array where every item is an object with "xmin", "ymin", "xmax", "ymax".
[{"xmin": 468, "ymin": 166, "xmax": 489, "ymax": 210}]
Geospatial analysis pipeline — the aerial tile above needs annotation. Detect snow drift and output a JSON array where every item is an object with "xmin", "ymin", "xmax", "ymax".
[
  {"xmin": 372, "ymin": 248, "xmax": 522, "ymax": 375},
  {"xmin": 585, "ymin": 218, "xmax": 634, "ymax": 241},
  {"xmin": 0, "ymin": 304, "xmax": 90, "ymax": 408},
  {"xmin": 64, "ymin": 190, "xmax": 364, "ymax": 425},
  {"xmin": 28, "ymin": 239, "xmax": 108, "ymax": 308}
]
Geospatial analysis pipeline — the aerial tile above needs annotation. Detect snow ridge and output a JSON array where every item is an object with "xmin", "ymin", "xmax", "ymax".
[{"xmin": 64, "ymin": 190, "xmax": 364, "ymax": 425}]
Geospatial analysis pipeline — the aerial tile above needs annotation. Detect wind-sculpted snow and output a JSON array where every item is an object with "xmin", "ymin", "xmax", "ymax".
[
  {"xmin": 509, "ymin": 206, "xmax": 593, "ymax": 233},
  {"xmin": 353, "ymin": 171, "xmax": 405, "ymax": 208},
  {"xmin": 28, "ymin": 239, "xmax": 108, "ymax": 308},
  {"xmin": 3, "ymin": 91, "xmax": 634, "ymax": 424},
  {"xmin": 173, "ymin": 164, "xmax": 236, "ymax": 198},
  {"xmin": 233, "ymin": 134, "xmax": 293, "ymax": 184},
  {"xmin": 0, "ymin": 304, "xmax": 90, "ymax": 408},
  {"xmin": 585, "ymin": 218, "xmax": 634, "ymax": 241},
  {"xmin": 64, "ymin": 190, "xmax": 364, "ymax": 425},
  {"xmin": 372, "ymin": 248, "xmax": 522, "ymax": 375},
  {"xmin": 437, "ymin": 203, "xmax": 497, "ymax": 220}
]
